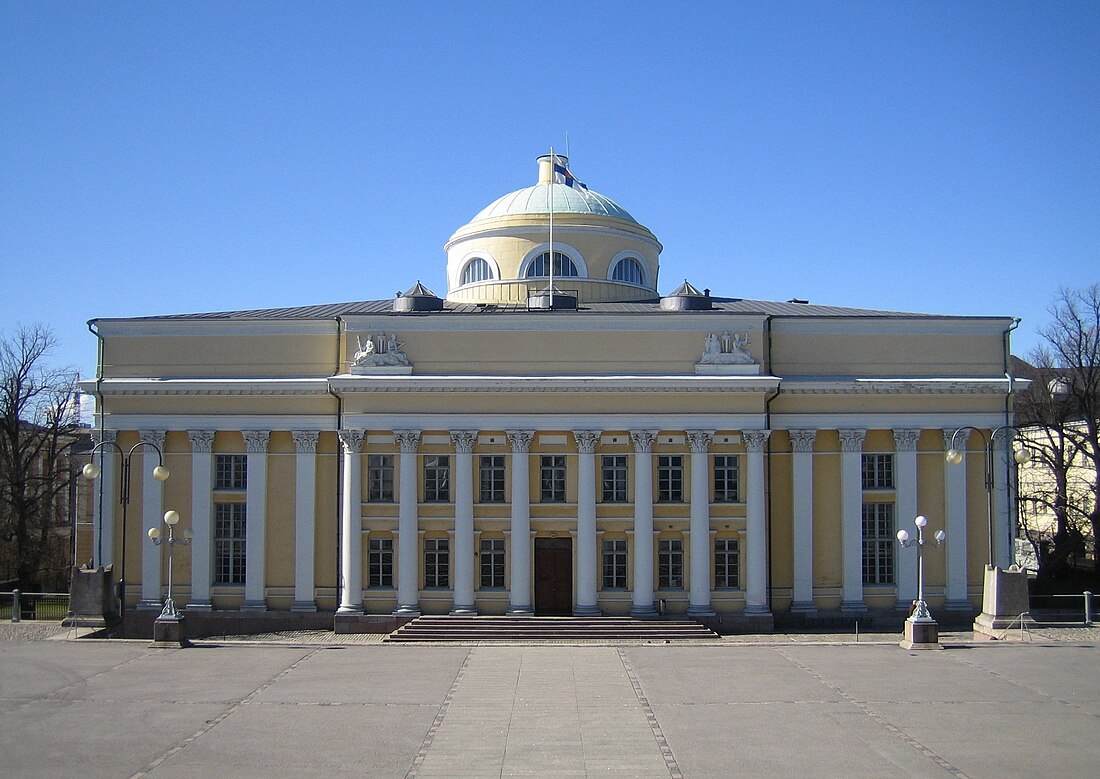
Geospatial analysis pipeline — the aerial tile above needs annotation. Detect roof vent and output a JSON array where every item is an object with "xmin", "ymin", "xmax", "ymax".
[
  {"xmin": 393, "ymin": 281, "xmax": 444, "ymax": 312},
  {"xmin": 527, "ymin": 284, "xmax": 578, "ymax": 311},
  {"xmin": 660, "ymin": 280, "xmax": 713, "ymax": 311},
  {"xmin": 786, "ymin": 298, "xmax": 810, "ymax": 305}
]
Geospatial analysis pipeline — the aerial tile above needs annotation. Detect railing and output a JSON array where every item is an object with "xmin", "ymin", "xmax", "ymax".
[
  {"xmin": 0, "ymin": 591, "xmax": 71, "ymax": 622},
  {"xmin": 1028, "ymin": 591, "xmax": 1094, "ymax": 626}
]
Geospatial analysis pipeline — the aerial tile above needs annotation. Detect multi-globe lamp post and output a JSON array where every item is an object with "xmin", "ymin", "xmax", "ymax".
[
  {"xmin": 82, "ymin": 438, "xmax": 170, "ymax": 615},
  {"xmin": 897, "ymin": 515, "xmax": 946, "ymax": 649},
  {"xmin": 148, "ymin": 510, "xmax": 193, "ymax": 646}
]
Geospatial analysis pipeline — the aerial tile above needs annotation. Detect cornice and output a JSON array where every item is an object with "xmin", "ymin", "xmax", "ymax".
[
  {"xmin": 780, "ymin": 378, "xmax": 1014, "ymax": 395},
  {"xmin": 79, "ymin": 378, "xmax": 330, "ymax": 397},
  {"xmin": 327, "ymin": 375, "xmax": 782, "ymax": 394}
]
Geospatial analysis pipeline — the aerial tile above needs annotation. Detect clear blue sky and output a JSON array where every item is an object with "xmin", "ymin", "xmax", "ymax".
[{"xmin": 2, "ymin": 2, "xmax": 1098, "ymax": 381}]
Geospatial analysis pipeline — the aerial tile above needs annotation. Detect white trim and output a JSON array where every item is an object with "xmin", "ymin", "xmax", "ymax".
[
  {"xmin": 79, "ymin": 378, "xmax": 330, "ymax": 396},
  {"xmin": 329, "ymin": 375, "xmax": 780, "ymax": 393},
  {"xmin": 445, "ymin": 222, "xmax": 662, "ymax": 254},
  {"xmin": 93, "ymin": 320, "xmax": 339, "ymax": 337},
  {"xmin": 780, "ymin": 378, "xmax": 1011, "ymax": 395},
  {"xmin": 771, "ymin": 317, "xmax": 1014, "ymax": 337},
  {"xmin": 771, "ymin": 412, "xmax": 1005, "ymax": 430},
  {"xmin": 518, "ymin": 242, "xmax": 588, "ymax": 279},
  {"xmin": 339, "ymin": 413, "xmax": 768, "ymax": 431},
  {"xmin": 93, "ymin": 414, "xmax": 337, "ymax": 432},
  {"xmin": 453, "ymin": 250, "xmax": 501, "ymax": 289},
  {"xmin": 606, "ymin": 250, "xmax": 651, "ymax": 289}
]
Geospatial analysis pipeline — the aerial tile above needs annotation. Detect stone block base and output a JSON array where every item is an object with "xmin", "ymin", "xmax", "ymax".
[
  {"xmin": 899, "ymin": 618, "xmax": 941, "ymax": 650},
  {"xmin": 151, "ymin": 617, "xmax": 190, "ymax": 648}
]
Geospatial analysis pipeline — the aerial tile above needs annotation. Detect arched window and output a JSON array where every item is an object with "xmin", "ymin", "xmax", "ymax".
[
  {"xmin": 611, "ymin": 257, "xmax": 645, "ymax": 286},
  {"xmin": 524, "ymin": 251, "xmax": 578, "ymax": 278},
  {"xmin": 461, "ymin": 257, "xmax": 493, "ymax": 285}
]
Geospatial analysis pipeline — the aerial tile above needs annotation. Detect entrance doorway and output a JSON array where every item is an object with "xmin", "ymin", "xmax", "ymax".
[{"xmin": 534, "ymin": 537, "xmax": 573, "ymax": 615}]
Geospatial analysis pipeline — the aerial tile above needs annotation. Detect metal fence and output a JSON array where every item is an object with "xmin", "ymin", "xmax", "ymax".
[
  {"xmin": 0, "ymin": 591, "xmax": 71, "ymax": 622},
  {"xmin": 1028, "ymin": 591, "xmax": 1094, "ymax": 626}
]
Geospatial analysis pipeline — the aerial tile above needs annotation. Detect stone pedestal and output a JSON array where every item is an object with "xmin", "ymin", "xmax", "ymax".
[
  {"xmin": 973, "ymin": 565, "xmax": 1032, "ymax": 639},
  {"xmin": 151, "ymin": 616, "xmax": 190, "ymax": 648},
  {"xmin": 900, "ymin": 618, "xmax": 941, "ymax": 650},
  {"xmin": 64, "ymin": 566, "xmax": 119, "ymax": 629}
]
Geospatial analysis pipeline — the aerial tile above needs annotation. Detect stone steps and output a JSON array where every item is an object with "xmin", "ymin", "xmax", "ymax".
[{"xmin": 384, "ymin": 615, "xmax": 719, "ymax": 642}]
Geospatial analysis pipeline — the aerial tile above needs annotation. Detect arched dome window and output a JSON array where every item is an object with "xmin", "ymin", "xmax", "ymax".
[
  {"xmin": 611, "ymin": 257, "xmax": 645, "ymax": 286},
  {"xmin": 461, "ymin": 257, "xmax": 494, "ymax": 285},
  {"xmin": 524, "ymin": 251, "xmax": 578, "ymax": 278}
]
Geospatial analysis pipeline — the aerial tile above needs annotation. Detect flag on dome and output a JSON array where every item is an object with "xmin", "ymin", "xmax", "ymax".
[{"xmin": 552, "ymin": 160, "xmax": 588, "ymax": 191}]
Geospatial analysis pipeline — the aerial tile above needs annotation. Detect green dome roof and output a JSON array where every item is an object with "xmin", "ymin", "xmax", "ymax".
[{"xmin": 469, "ymin": 182, "xmax": 638, "ymax": 224}]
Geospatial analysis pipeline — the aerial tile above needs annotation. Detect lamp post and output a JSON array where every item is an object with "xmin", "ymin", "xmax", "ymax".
[
  {"xmin": 148, "ymin": 510, "xmax": 192, "ymax": 646},
  {"xmin": 897, "ymin": 515, "xmax": 946, "ymax": 636},
  {"xmin": 83, "ymin": 438, "xmax": 170, "ymax": 612},
  {"xmin": 945, "ymin": 425, "xmax": 1031, "ymax": 567}
]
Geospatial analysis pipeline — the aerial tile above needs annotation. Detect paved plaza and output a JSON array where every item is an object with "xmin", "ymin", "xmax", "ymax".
[{"xmin": 1, "ymin": 627, "xmax": 1098, "ymax": 777}]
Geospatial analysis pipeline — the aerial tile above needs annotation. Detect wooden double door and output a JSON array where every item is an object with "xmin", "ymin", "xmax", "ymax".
[{"xmin": 534, "ymin": 537, "xmax": 572, "ymax": 615}]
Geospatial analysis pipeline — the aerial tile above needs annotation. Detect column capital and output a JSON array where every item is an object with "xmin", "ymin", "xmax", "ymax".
[
  {"xmin": 292, "ymin": 430, "xmax": 320, "ymax": 453},
  {"xmin": 243, "ymin": 430, "xmax": 271, "ymax": 453},
  {"xmin": 138, "ymin": 429, "xmax": 167, "ymax": 449},
  {"xmin": 573, "ymin": 430, "xmax": 600, "ymax": 454},
  {"xmin": 450, "ymin": 430, "xmax": 478, "ymax": 453},
  {"xmin": 838, "ymin": 428, "xmax": 867, "ymax": 453},
  {"xmin": 743, "ymin": 429, "xmax": 771, "ymax": 452},
  {"xmin": 686, "ymin": 430, "xmax": 714, "ymax": 453},
  {"xmin": 393, "ymin": 429, "xmax": 421, "ymax": 453},
  {"xmin": 943, "ymin": 428, "xmax": 970, "ymax": 450},
  {"xmin": 93, "ymin": 429, "xmax": 117, "ymax": 446},
  {"xmin": 188, "ymin": 430, "xmax": 216, "ymax": 453},
  {"xmin": 630, "ymin": 430, "xmax": 659, "ymax": 452},
  {"xmin": 892, "ymin": 428, "xmax": 921, "ymax": 452},
  {"xmin": 338, "ymin": 429, "xmax": 365, "ymax": 453},
  {"xmin": 788, "ymin": 429, "xmax": 817, "ymax": 453},
  {"xmin": 506, "ymin": 430, "xmax": 534, "ymax": 453}
]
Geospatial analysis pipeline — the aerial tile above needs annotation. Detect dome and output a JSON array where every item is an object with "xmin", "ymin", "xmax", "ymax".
[{"xmin": 469, "ymin": 183, "xmax": 638, "ymax": 224}]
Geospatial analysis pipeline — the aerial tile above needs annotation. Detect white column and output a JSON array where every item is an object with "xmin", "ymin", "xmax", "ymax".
[
  {"xmin": 686, "ymin": 430, "xmax": 715, "ymax": 616},
  {"xmin": 506, "ymin": 430, "xmax": 534, "ymax": 615},
  {"xmin": 630, "ymin": 430, "xmax": 658, "ymax": 617},
  {"xmin": 789, "ymin": 429, "xmax": 817, "ymax": 613},
  {"xmin": 292, "ymin": 431, "xmax": 319, "ymax": 612},
  {"xmin": 743, "ymin": 430, "xmax": 771, "ymax": 614},
  {"xmin": 573, "ymin": 431, "xmax": 600, "ymax": 615},
  {"xmin": 992, "ymin": 437, "xmax": 1013, "ymax": 568},
  {"xmin": 944, "ymin": 429, "xmax": 970, "ymax": 608},
  {"xmin": 91, "ymin": 430, "xmax": 117, "ymax": 569},
  {"xmin": 394, "ymin": 429, "xmax": 422, "ymax": 614},
  {"xmin": 337, "ymin": 430, "xmax": 364, "ymax": 613},
  {"xmin": 242, "ymin": 430, "xmax": 270, "ymax": 611},
  {"xmin": 893, "ymin": 429, "xmax": 921, "ymax": 608},
  {"xmin": 186, "ymin": 431, "xmax": 215, "ymax": 610},
  {"xmin": 839, "ymin": 429, "xmax": 867, "ymax": 612},
  {"xmin": 138, "ymin": 429, "xmax": 167, "ymax": 609},
  {"xmin": 450, "ymin": 430, "xmax": 477, "ymax": 615}
]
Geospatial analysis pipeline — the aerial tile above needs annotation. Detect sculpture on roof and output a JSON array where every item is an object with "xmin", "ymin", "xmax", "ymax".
[
  {"xmin": 698, "ymin": 330, "xmax": 755, "ymax": 365},
  {"xmin": 351, "ymin": 332, "xmax": 410, "ymax": 371}
]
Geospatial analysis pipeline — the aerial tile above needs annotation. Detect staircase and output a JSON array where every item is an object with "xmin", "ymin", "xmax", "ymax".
[{"xmin": 384, "ymin": 615, "xmax": 718, "ymax": 643}]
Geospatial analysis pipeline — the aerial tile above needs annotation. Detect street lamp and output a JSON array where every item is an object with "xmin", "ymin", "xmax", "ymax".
[
  {"xmin": 148, "ymin": 510, "xmax": 193, "ymax": 621},
  {"xmin": 83, "ymin": 438, "xmax": 170, "ymax": 612},
  {"xmin": 897, "ymin": 515, "xmax": 946, "ymax": 649},
  {"xmin": 945, "ymin": 425, "xmax": 1031, "ymax": 567}
]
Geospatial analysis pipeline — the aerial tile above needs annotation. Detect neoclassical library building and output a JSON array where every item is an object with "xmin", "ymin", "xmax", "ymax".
[{"xmin": 81, "ymin": 155, "xmax": 1020, "ymax": 631}]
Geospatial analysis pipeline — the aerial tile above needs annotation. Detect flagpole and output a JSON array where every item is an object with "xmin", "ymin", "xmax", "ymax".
[{"xmin": 548, "ymin": 145, "xmax": 554, "ymax": 308}]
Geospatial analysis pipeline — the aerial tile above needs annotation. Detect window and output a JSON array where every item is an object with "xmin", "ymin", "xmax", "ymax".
[
  {"xmin": 602, "ymin": 539, "xmax": 628, "ymax": 589},
  {"xmin": 368, "ymin": 455, "xmax": 394, "ymax": 502},
  {"xmin": 862, "ymin": 503, "xmax": 895, "ymax": 584},
  {"xmin": 368, "ymin": 537, "xmax": 393, "ymax": 588},
  {"xmin": 540, "ymin": 455, "xmax": 566, "ymax": 502},
  {"xmin": 214, "ymin": 503, "xmax": 246, "ymax": 584},
  {"xmin": 657, "ymin": 455, "xmax": 683, "ymax": 502},
  {"xmin": 713, "ymin": 455, "xmax": 740, "ymax": 503},
  {"xmin": 215, "ymin": 454, "xmax": 247, "ymax": 490},
  {"xmin": 424, "ymin": 456, "xmax": 450, "ymax": 502},
  {"xmin": 601, "ymin": 455, "xmax": 628, "ymax": 502},
  {"xmin": 862, "ymin": 454, "xmax": 894, "ymax": 490},
  {"xmin": 611, "ymin": 257, "xmax": 645, "ymax": 285},
  {"xmin": 658, "ymin": 539, "xmax": 684, "ymax": 589},
  {"xmin": 524, "ymin": 251, "xmax": 578, "ymax": 278},
  {"xmin": 461, "ymin": 257, "xmax": 493, "ymax": 285},
  {"xmin": 714, "ymin": 538, "xmax": 740, "ymax": 588},
  {"xmin": 480, "ymin": 538, "xmax": 505, "ymax": 588},
  {"xmin": 425, "ymin": 538, "xmax": 449, "ymax": 588},
  {"xmin": 479, "ymin": 455, "xmax": 506, "ymax": 503}
]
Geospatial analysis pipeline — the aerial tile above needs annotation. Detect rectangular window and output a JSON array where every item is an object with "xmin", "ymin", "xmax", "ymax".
[
  {"xmin": 479, "ymin": 455, "xmax": 506, "ymax": 503},
  {"xmin": 862, "ymin": 502, "xmax": 895, "ymax": 584},
  {"xmin": 658, "ymin": 538, "xmax": 684, "ymax": 589},
  {"xmin": 214, "ymin": 503, "xmax": 246, "ymax": 584},
  {"xmin": 368, "ymin": 537, "xmax": 393, "ymax": 588},
  {"xmin": 424, "ymin": 456, "xmax": 450, "ymax": 502},
  {"xmin": 480, "ymin": 538, "xmax": 505, "ymax": 589},
  {"xmin": 540, "ymin": 455, "xmax": 566, "ymax": 502},
  {"xmin": 601, "ymin": 455, "xmax": 628, "ymax": 502},
  {"xmin": 657, "ymin": 455, "xmax": 683, "ymax": 502},
  {"xmin": 713, "ymin": 455, "xmax": 740, "ymax": 503},
  {"xmin": 367, "ymin": 455, "xmax": 394, "ymax": 502},
  {"xmin": 602, "ymin": 539, "xmax": 628, "ymax": 589},
  {"xmin": 714, "ymin": 538, "xmax": 740, "ymax": 589},
  {"xmin": 424, "ymin": 538, "xmax": 449, "ymax": 588},
  {"xmin": 862, "ymin": 453, "xmax": 895, "ymax": 490},
  {"xmin": 215, "ymin": 454, "xmax": 247, "ymax": 490}
]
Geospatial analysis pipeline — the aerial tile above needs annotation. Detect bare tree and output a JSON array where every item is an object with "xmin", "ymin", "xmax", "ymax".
[
  {"xmin": 0, "ymin": 325, "xmax": 82, "ymax": 590},
  {"xmin": 1017, "ymin": 285, "xmax": 1100, "ymax": 583}
]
